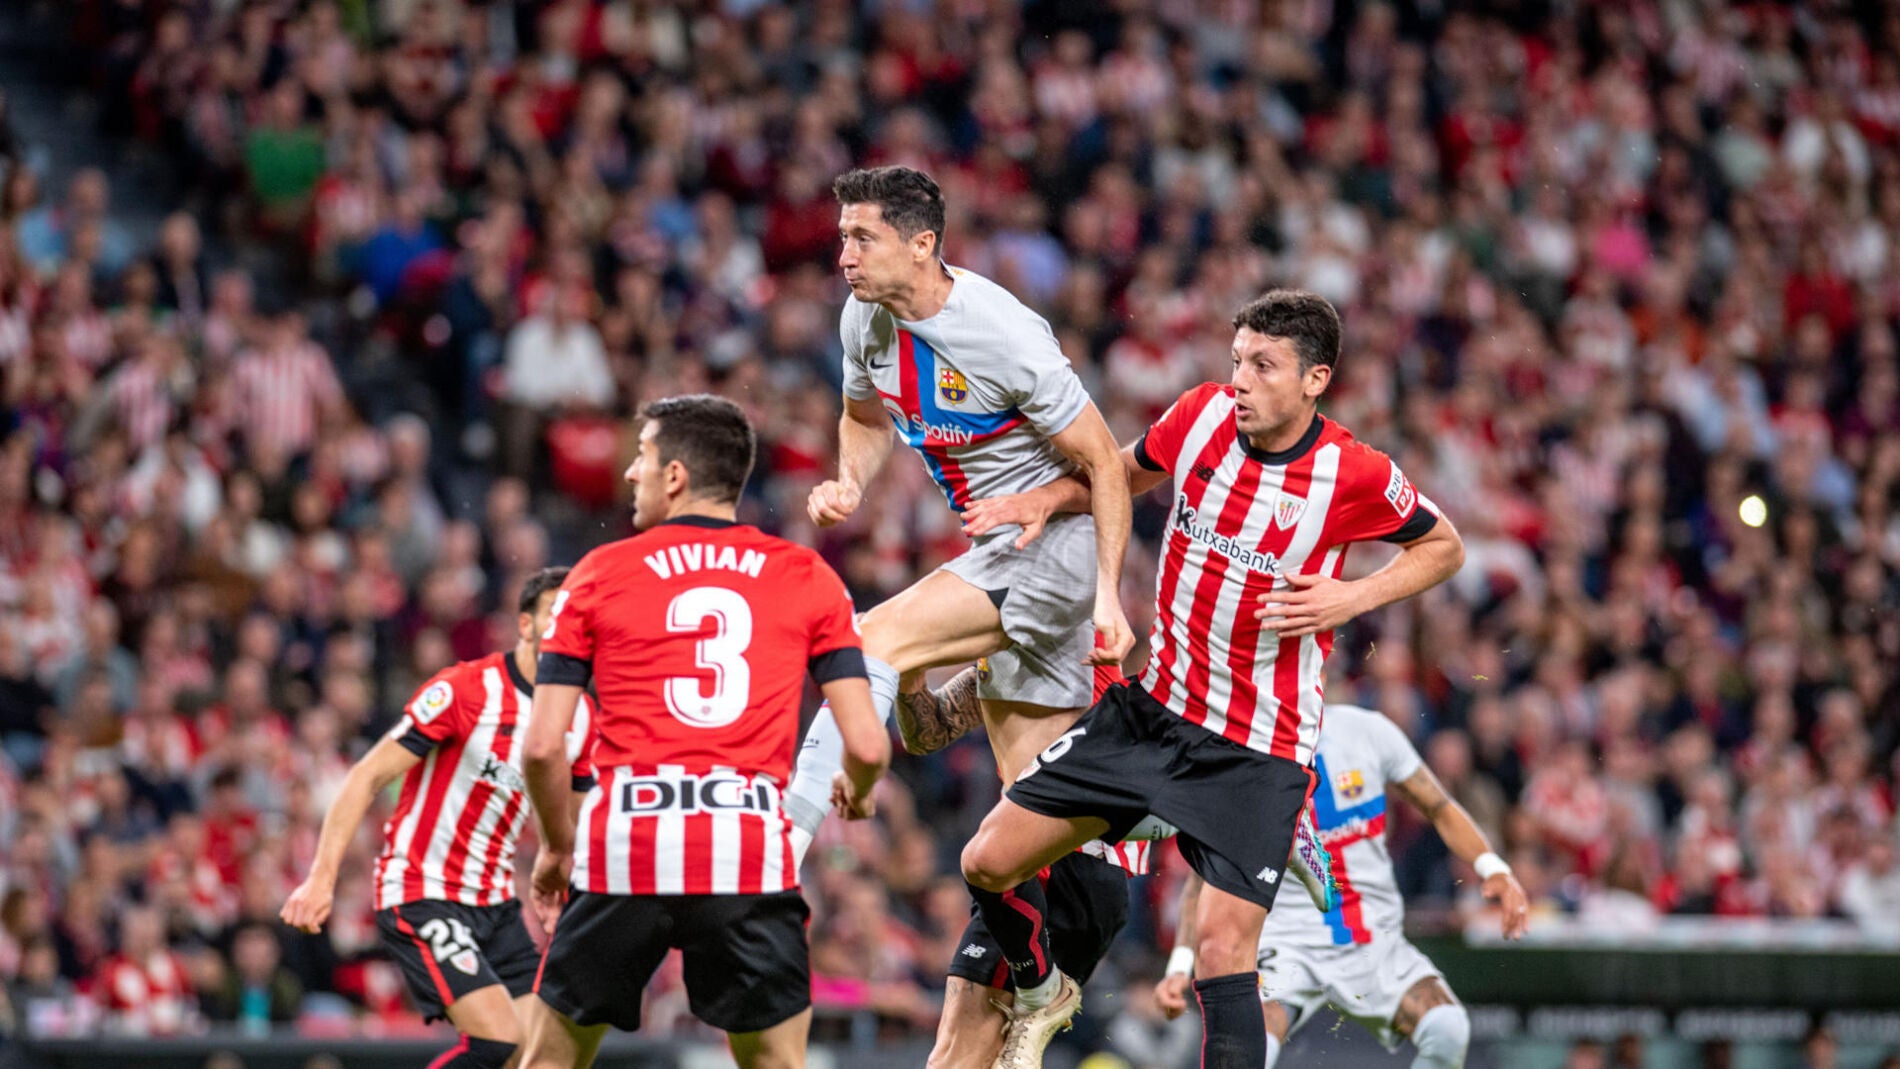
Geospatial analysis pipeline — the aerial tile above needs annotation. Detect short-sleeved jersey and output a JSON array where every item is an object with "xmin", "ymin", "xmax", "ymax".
[
  {"xmin": 1134, "ymin": 384, "xmax": 1440, "ymax": 764},
  {"xmin": 1258, "ymin": 705, "xmax": 1422, "ymax": 947},
  {"xmin": 538, "ymin": 516, "xmax": 864, "ymax": 895},
  {"xmin": 841, "ymin": 266, "xmax": 1091, "ymax": 511},
  {"xmin": 374, "ymin": 651, "xmax": 597, "ymax": 911}
]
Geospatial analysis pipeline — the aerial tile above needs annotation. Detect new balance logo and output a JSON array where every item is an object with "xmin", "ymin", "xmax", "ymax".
[
  {"xmin": 1191, "ymin": 463, "xmax": 1217, "ymax": 483},
  {"xmin": 960, "ymin": 944, "xmax": 988, "ymax": 959},
  {"xmin": 1257, "ymin": 865, "xmax": 1282, "ymax": 884}
]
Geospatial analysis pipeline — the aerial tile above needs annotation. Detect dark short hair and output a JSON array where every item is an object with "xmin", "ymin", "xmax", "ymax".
[
  {"xmin": 1232, "ymin": 290, "xmax": 1342, "ymax": 374},
  {"xmin": 641, "ymin": 394, "xmax": 756, "ymax": 505},
  {"xmin": 833, "ymin": 166, "xmax": 946, "ymax": 257},
  {"xmin": 517, "ymin": 566, "xmax": 569, "ymax": 615}
]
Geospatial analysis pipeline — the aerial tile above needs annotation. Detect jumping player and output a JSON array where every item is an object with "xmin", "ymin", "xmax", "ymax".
[
  {"xmin": 280, "ymin": 567, "xmax": 596, "ymax": 1069},
  {"xmin": 783, "ymin": 165, "xmax": 1135, "ymax": 874},
  {"xmin": 956, "ymin": 290, "xmax": 1465, "ymax": 1068},
  {"xmin": 896, "ymin": 664, "xmax": 1145, "ymax": 1069},
  {"xmin": 1155, "ymin": 703, "xmax": 1530, "ymax": 1069},
  {"xmin": 515, "ymin": 396, "xmax": 888, "ymax": 1069},
  {"xmin": 897, "ymin": 663, "xmax": 1334, "ymax": 1069}
]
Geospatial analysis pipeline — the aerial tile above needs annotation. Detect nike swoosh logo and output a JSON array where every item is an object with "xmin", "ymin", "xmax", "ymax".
[{"xmin": 868, "ymin": 358, "xmax": 892, "ymax": 369}]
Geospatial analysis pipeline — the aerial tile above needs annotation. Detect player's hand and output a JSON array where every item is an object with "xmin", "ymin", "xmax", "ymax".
[
  {"xmin": 807, "ymin": 480, "xmax": 862, "ymax": 527},
  {"xmin": 1256, "ymin": 573, "xmax": 1367, "ymax": 637},
  {"xmin": 531, "ymin": 849, "xmax": 574, "ymax": 933},
  {"xmin": 1154, "ymin": 973, "xmax": 1191, "ymax": 1019},
  {"xmin": 960, "ymin": 490, "xmax": 1055, "ymax": 548},
  {"xmin": 279, "ymin": 876, "xmax": 334, "ymax": 934},
  {"xmin": 1087, "ymin": 595, "xmax": 1135, "ymax": 666},
  {"xmin": 831, "ymin": 771, "xmax": 877, "ymax": 821},
  {"xmin": 1484, "ymin": 871, "xmax": 1530, "ymax": 940}
]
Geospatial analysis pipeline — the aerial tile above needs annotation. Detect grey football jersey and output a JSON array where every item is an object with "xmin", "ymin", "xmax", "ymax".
[{"xmin": 841, "ymin": 267, "xmax": 1091, "ymax": 510}]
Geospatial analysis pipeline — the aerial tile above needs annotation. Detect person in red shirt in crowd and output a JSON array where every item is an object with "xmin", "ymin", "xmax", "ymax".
[
  {"xmin": 87, "ymin": 904, "xmax": 195, "ymax": 1037},
  {"xmin": 518, "ymin": 395, "xmax": 889, "ymax": 1069}
]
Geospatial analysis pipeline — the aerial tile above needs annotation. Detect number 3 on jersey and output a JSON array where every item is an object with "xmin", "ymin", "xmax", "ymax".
[{"xmin": 665, "ymin": 587, "xmax": 753, "ymax": 728}]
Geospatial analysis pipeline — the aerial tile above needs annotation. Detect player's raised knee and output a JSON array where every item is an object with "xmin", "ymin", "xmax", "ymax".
[
  {"xmin": 959, "ymin": 832, "xmax": 1022, "ymax": 892},
  {"xmin": 1410, "ymin": 1002, "xmax": 1470, "ymax": 1068}
]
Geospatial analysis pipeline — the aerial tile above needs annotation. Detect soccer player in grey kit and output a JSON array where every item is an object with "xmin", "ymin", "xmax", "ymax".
[{"xmin": 781, "ymin": 166, "xmax": 1134, "ymax": 1058}]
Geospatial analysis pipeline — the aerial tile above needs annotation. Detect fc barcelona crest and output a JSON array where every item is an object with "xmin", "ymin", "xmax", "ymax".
[
  {"xmin": 1335, "ymin": 768, "xmax": 1365, "ymax": 800},
  {"xmin": 1274, "ymin": 495, "xmax": 1308, "ymax": 530},
  {"xmin": 939, "ymin": 367, "xmax": 969, "ymax": 403}
]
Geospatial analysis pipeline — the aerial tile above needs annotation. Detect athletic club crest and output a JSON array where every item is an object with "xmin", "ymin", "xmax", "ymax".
[
  {"xmin": 1274, "ymin": 495, "xmax": 1308, "ymax": 530},
  {"xmin": 938, "ymin": 367, "xmax": 969, "ymax": 403},
  {"xmin": 1335, "ymin": 768, "xmax": 1366, "ymax": 800}
]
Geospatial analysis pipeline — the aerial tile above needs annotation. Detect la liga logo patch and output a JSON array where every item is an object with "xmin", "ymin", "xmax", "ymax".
[{"xmin": 938, "ymin": 367, "xmax": 969, "ymax": 403}]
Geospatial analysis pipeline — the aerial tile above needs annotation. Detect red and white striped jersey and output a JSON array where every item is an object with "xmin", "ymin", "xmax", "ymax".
[
  {"xmin": 539, "ymin": 517, "xmax": 864, "ymax": 897},
  {"xmin": 373, "ymin": 651, "xmax": 597, "ymax": 911},
  {"xmin": 1133, "ymin": 384, "xmax": 1440, "ymax": 765},
  {"xmin": 230, "ymin": 339, "xmax": 343, "ymax": 459}
]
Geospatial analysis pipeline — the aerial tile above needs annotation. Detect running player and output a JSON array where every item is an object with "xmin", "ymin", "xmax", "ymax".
[
  {"xmin": 956, "ymin": 290, "xmax": 1465, "ymax": 1068},
  {"xmin": 515, "ymin": 395, "xmax": 888, "ymax": 1069},
  {"xmin": 783, "ymin": 165, "xmax": 1135, "ymax": 876},
  {"xmin": 1154, "ymin": 703, "xmax": 1530, "ymax": 1069},
  {"xmin": 280, "ymin": 567, "xmax": 596, "ymax": 1069}
]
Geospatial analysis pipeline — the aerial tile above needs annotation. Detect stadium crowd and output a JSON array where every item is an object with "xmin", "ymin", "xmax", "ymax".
[{"xmin": 3, "ymin": 0, "xmax": 1900, "ymax": 1055}]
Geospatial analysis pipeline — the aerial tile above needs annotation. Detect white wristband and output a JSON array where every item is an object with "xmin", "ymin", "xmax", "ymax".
[
  {"xmin": 1165, "ymin": 946, "xmax": 1196, "ymax": 978},
  {"xmin": 1474, "ymin": 852, "xmax": 1511, "ymax": 880}
]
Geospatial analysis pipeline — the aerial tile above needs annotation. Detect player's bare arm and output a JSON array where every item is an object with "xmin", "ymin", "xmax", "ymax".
[
  {"xmin": 823, "ymin": 675, "xmax": 890, "ymax": 819},
  {"xmin": 522, "ymin": 681, "xmax": 584, "ymax": 929},
  {"xmin": 960, "ymin": 442, "xmax": 1169, "ymax": 547},
  {"xmin": 1256, "ymin": 512, "xmax": 1464, "ymax": 638},
  {"xmin": 1047, "ymin": 404, "xmax": 1135, "ymax": 663},
  {"xmin": 281, "ymin": 735, "xmax": 421, "ymax": 933},
  {"xmin": 893, "ymin": 666, "xmax": 983, "ymax": 755},
  {"xmin": 1390, "ymin": 764, "xmax": 1528, "ymax": 940},
  {"xmin": 809, "ymin": 394, "xmax": 894, "ymax": 527}
]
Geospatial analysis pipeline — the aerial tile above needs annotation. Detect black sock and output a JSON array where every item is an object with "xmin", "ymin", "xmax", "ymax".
[
  {"xmin": 1195, "ymin": 972, "xmax": 1266, "ymax": 1069},
  {"xmin": 965, "ymin": 877, "xmax": 1056, "ymax": 993}
]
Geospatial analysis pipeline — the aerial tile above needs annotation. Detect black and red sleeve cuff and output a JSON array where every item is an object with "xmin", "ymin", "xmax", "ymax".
[
  {"xmin": 1133, "ymin": 433, "xmax": 1166, "ymax": 472},
  {"xmin": 394, "ymin": 726, "xmax": 436, "ymax": 757},
  {"xmin": 1382, "ymin": 507, "xmax": 1439, "ymax": 544},
  {"xmin": 537, "ymin": 652, "xmax": 593, "ymax": 688},
  {"xmin": 809, "ymin": 647, "xmax": 868, "ymax": 685},
  {"xmin": 571, "ymin": 775, "xmax": 597, "ymax": 793}
]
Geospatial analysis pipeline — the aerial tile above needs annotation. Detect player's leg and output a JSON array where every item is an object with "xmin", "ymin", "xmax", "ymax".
[
  {"xmin": 784, "ymin": 569, "xmax": 1010, "ymax": 862},
  {"xmin": 927, "ymin": 978, "xmax": 1011, "ymax": 1069},
  {"xmin": 726, "ymin": 1008, "xmax": 814, "ymax": 1069},
  {"xmin": 1190, "ymin": 881, "xmax": 1272, "ymax": 1069},
  {"xmin": 681, "ymin": 891, "xmax": 816, "ymax": 1068},
  {"xmin": 437, "ymin": 986, "xmax": 523, "ymax": 1067},
  {"xmin": 1261, "ymin": 999, "xmax": 1293, "ymax": 1069},
  {"xmin": 1392, "ymin": 977, "xmax": 1468, "ymax": 1069},
  {"xmin": 379, "ymin": 904, "xmax": 523, "ymax": 1068},
  {"xmin": 526, "ymin": 893, "xmax": 669, "ymax": 1068},
  {"xmin": 517, "ymin": 997, "xmax": 606, "ymax": 1069}
]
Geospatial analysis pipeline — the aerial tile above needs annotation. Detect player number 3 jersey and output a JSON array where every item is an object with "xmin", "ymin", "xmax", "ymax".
[
  {"xmin": 538, "ymin": 517, "xmax": 864, "ymax": 897},
  {"xmin": 1134, "ymin": 384, "xmax": 1441, "ymax": 766}
]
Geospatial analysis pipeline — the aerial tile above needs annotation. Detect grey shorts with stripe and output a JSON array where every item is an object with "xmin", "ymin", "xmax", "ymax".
[{"xmin": 940, "ymin": 511, "xmax": 1096, "ymax": 709}]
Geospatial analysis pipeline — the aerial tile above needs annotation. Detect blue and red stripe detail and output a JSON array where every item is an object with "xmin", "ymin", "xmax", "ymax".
[
  {"xmin": 876, "ymin": 330, "xmax": 1026, "ymax": 511},
  {"xmin": 1310, "ymin": 754, "xmax": 1386, "ymax": 945}
]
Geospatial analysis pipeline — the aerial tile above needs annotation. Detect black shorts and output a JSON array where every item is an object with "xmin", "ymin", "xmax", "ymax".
[
  {"xmin": 377, "ymin": 899, "xmax": 540, "ymax": 1022},
  {"xmin": 535, "ymin": 890, "xmax": 811, "ymax": 1035},
  {"xmin": 947, "ymin": 850, "xmax": 1130, "ymax": 991},
  {"xmin": 1007, "ymin": 681, "xmax": 1317, "ymax": 910}
]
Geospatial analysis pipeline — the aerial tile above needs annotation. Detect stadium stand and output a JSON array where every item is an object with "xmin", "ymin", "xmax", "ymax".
[{"xmin": 2, "ymin": 0, "xmax": 1898, "ymax": 1064}]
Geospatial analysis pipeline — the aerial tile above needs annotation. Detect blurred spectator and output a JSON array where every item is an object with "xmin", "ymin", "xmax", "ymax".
[
  {"xmin": 86, "ymin": 904, "xmax": 195, "ymax": 1036},
  {"xmin": 201, "ymin": 923, "xmax": 301, "ymax": 1030},
  {"xmin": 0, "ymin": 0, "xmax": 1895, "ymax": 1047},
  {"xmin": 1103, "ymin": 968, "xmax": 1198, "ymax": 1069}
]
